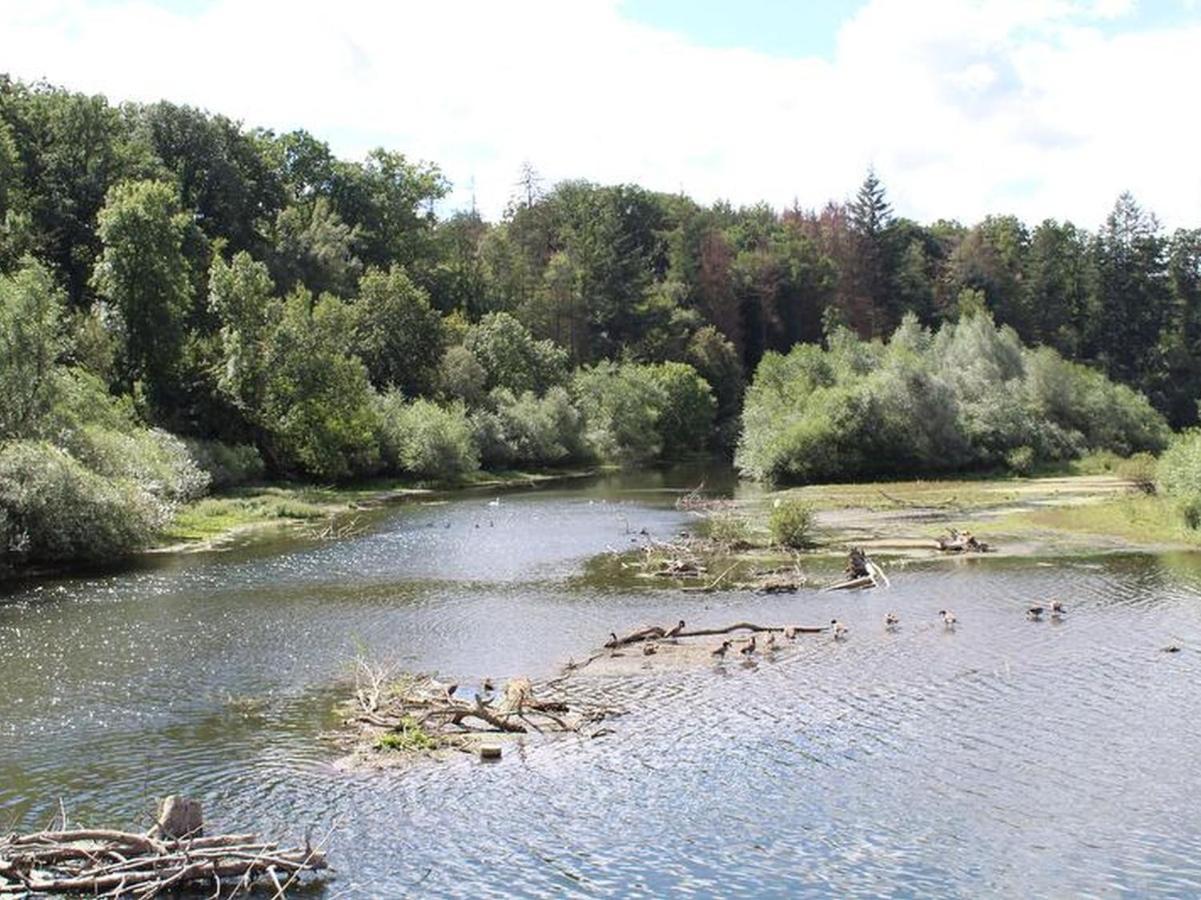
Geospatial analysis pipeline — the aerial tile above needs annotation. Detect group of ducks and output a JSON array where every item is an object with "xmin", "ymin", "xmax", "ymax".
[
  {"xmin": 706, "ymin": 600, "xmax": 1068, "ymax": 658},
  {"xmin": 709, "ymin": 626, "xmax": 805, "ymax": 659}
]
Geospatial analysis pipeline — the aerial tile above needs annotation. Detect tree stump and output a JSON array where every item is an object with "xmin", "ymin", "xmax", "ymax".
[{"xmin": 149, "ymin": 795, "xmax": 203, "ymax": 839}]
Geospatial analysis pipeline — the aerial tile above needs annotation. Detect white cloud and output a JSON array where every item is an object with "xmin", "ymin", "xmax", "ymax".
[{"xmin": 0, "ymin": 0, "xmax": 1198, "ymax": 229}]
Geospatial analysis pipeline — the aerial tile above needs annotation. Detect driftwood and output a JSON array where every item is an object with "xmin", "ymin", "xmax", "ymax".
[
  {"xmin": 605, "ymin": 621, "xmax": 823, "ymax": 648},
  {"xmin": 349, "ymin": 666, "xmax": 609, "ymax": 751},
  {"xmin": 0, "ymin": 819, "xmax": 327, "ymax": 898},
  {"xmin": 936, "ymin": 528, "xmax": 991, "ymax": 553}
]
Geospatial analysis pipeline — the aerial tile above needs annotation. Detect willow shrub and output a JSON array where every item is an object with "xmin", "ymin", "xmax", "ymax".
[
  {"xmin": 737, "ymin": 313, "xmax": 1169, "ymax": 484},
  {"xmin": 473, "ymin": 386, "xmax": 586, "ymax": 470},
  {"xmin": 376, "ymin": 394, "xmax": 479, "ymax": 482},
  {"xmin": 0, "ymin": 441, "xmax": 170, "ymax": 563},
  {"xmin": 1158, "ymin": 430, "xmax": 1201, "ymax": 527}
]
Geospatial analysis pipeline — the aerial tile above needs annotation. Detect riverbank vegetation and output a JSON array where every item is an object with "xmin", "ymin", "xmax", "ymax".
[{"xmin": 4, "ymin": 74, "xmax": 1201, "ymax": 568}]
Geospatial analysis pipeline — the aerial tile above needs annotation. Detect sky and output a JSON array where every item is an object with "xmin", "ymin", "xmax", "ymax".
[{"xmin": 2, "ymin": 0, "xmax": 1200, "ymax": 228}]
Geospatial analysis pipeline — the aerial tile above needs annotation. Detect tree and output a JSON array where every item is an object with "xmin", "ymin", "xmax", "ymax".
[
  {"xmin": 92, "ymin": 179, "xmax": 196, "ymax": 408},
  {"xmin": 1092, "ymin": 193, "xmax": 1169, "ymax": 388},
  {"xmin": 208, "ymin": 250, "xmax": 278, "ymax": 426},
  {"xmin": 847, "ymin": 168, "xmax": 895, "ymax": 335},
  {"xmin": 271, "ymin": 197, "xmax": 361, "ymax": 297},
  {"xmin": 464, "ymin": 311, "xmax": 568, "ymax": 395},
  {"xmin": 353, "ymin": 265, "xmax": 445, "ymax": 395},
  {"xmin": 0, "ymin": 258, "xmax": 66, "ymax": 439}
]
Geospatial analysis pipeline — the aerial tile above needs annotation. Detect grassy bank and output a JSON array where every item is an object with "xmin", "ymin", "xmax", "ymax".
[
  {"xmin": 158, "ymin": 467, "xmax": 597, "ymax": 548},
  {"xmin": 721, "ymin": 471, "xmax": 1199, "ymax": 559}
]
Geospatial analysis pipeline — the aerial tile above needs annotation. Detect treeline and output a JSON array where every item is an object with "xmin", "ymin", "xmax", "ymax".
[{"xmin": 0, "ymin": 75, "xmax": 1198, "ymax": 559}]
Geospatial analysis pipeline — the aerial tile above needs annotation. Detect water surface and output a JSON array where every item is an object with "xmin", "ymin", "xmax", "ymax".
[{"xmin": 3, "ymin": 467, "xmax": 1201, "ymax": 897}]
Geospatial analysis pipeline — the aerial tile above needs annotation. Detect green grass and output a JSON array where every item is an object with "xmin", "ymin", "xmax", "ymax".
[
  {"xmin": 160, "ymin": 489, "xmax": 332, "ymax": 542},
  {"xmin": 374, "ymin": 717, "xmax": 438, "ymax": 752},
  {"xmin": 992, "ymin": 494, "xmax": 1201, "ymax": 547}
]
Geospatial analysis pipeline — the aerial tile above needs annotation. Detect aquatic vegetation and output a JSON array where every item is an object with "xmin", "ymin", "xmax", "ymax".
[{"xmin": 768, "ymin": 498, "xmax": 816, "ymax": 549}]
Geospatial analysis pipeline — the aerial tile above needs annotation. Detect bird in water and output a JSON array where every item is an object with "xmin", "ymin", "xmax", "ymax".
[
  {"xmin": 766, "ymin": 633, "xmax": 779, "ymax": 652},
  {"xmin": 784, "ymin": 626, "xmax": 798, "ymax": 640},
  {"xmin": 664, "ymin": 619, "xmax": 685, "ymax": 640},
  {"xmin": 830, "ymin": 619, "xmax": 848, "ymax": 640},
  {"xmin": 939, "ymin": 609, "xmax": 958, "ymax": 629},
  {"xmin": 1050, "ymin": 600, "xmax": 1066, "ymax": 619},
  {"xmin": 1027, "ymin": 605, "xmax": 1045, "ymax": 621},
  {"xmin": 482, "ymin": 677, "xmax": 495, "ymax": 692},
  {"xmin": 1162, "ymin": 644, "xmax": 1182, "ymax": 653},
  {"xmin": 488, "ymin": 497, "xmax": 501, "ymax": 508},
  {"xmin": 740, "ymin": 635, "xmax": 758, "ymax": 656},
  {"xmin": 711, "ymin": 640, "xmax": 732, "ymax": 659},
  {"xmin": 885, "ymin": 612, "xmax": 899, "ymax": 629},
  {"xmin": 608, "ymin": 632, "xmax": 620, "ymax": 647}
]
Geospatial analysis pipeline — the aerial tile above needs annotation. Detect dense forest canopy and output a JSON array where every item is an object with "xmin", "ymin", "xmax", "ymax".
[{"xmin": 0, "ymin": 74, "xmax": 1197, "ymax": 559}]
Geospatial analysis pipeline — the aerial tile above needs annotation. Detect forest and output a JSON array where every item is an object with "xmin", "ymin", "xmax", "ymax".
[{"xmin": 2, "ymin": 74, "xmax": 1200, "ymax": 565}]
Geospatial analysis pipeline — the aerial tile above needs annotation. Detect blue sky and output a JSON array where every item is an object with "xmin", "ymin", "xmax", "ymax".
[
  {"xmin": 2, "ymin": 0, "xmax": 1200, "ymax": 226},
  {"xmin": 620, "ymin": 0, "xmax": 866, "ymax": 58}
]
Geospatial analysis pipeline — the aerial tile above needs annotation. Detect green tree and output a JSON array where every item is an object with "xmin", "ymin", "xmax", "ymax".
[
  {"xmin": 92, "ymin": 179, "xmax": 197, "ymax": 408},
  {"xmin": 0, "ymin": 259, "xmax": 66, "ymax": 439},
  {"xmin": 464, "ymin": 311, "xmax": 568, "ymax": 394},
  {"xmin": 271, "ymin": 197, "xmax": 361, "ymax": 297},
  {"xmin": 353, "ymin": 265, "xmax": 446, "ymax": 395}
]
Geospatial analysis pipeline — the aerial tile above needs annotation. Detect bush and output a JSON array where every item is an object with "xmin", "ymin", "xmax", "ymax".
[
  {"xmin": 706, "ymin": 511, "xmax": 751, "ymax": 547},
  {"xmin": 648, "ymin": 362, "xmax": 716, "ymax": 458},
  {"xmin": 1005, "ymin": 445, "xmax": 1036, "ymax": 476},
  {"xmin": 1158, "ymin": 431, "xmax": 1201, "ymax": 526},
  {"xmin": 572, "ymin": 362, "xmax": 666, "ymax": 466},
  {"xmin": 0, "ymin": 440, "xmax": 169, "ymax": 563},
  {"xmin": 474, "ymin": 386, "xmax": 586, "ymax": 469},
  {"xmin": 768, "ymin": 498, "xmax": 815, "ymax": 549},
  {"xmin": 1117, "ymin": 452, "xmax": 1158, "ymax": 492},
  {"xmin": 736, "ymin": 312, "xmax": 1170, "ymax": 484},
  {"xmin": 377, "ymin": 394, "xmax": 479, "ymax": 481},
  {"xmin": 65, "ymin": 426, "xmax": 210, "ymax": 502},
  {"xmin": 183, "ymin": 438, "xmax": 265, "ymax": 489}
]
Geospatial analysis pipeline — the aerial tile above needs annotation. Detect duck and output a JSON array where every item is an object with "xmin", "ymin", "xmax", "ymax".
[
  {"xmin": 482, "ymin": 677, "xmax": 495, "ymax": 692},
  {"xmin": 739, "ymin": 635, "xmax": 758, "ymax": 656},
  {"xmin": 664, "ymin": 619, "xmax": 685, "ymax": 640},
  {"xmin": 938, "ymin": 609, "xmax": 958, "ymax": 629},
  {"xmin": 766, "ymin": 633, "xmax": 779, "ymax": 652},
  {"xmin": 711, "ymin": 640, "xmax": 732, "ymax": 659},
  {"xmin": 830, "ymin": 619, "xmax": 848, "ymax": 640},
  {"xmin": 1050, "ymin": 600, "xmax": 1066, "ymax": 619},
  {"xmin": 1026, "ymin": 605, "xmax": 1045, "ymax": 621},
  {"xmin": 608, "ymin": 632, "xmax": 620, "ymax": 647},
  {"xmin": 784, "ymin": 626, "xmax": 798, "ymax": 640},
  {"xmin": 488, "ymin": 497, "xmax": 501, "ymax": 508},
  {"xmin": 885, "ymin": 612, "xmax": 899, "ymax": 629}
]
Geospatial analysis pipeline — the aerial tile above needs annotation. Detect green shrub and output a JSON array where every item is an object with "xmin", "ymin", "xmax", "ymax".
[
  {"xmin": 648, "ymin": 361, "xmax": 716, "ymax": 458},
  {"xmin": 65, "ymin": 425, "xmax": 210, "ymax": 502},
  {"xmin": 377, "ymin": 393, "xmax": 479, "ymax": 481},
  {"xmin": 768, "ymin": 498, "xmax": 815, "ymax": 548},
  {"xmin": 1158, "ymin": 431, "xmax": 1201, "ymax": 526},
  {"xmin": 736, "ymin": 312, "xmax": 1170, "ymax": 484},
  {"xmin": 572, "ymin": 361, "xmax": 666, "ymax": 466},
  {"xmin": 0, "ymin": 440, "xmax": 168, "ymax": 563},
  {"xmin": 473, "ymin": 386, "xmax": 586, "ymax": 470},
  {"xmin": 706, "ymin": 511, "xmax": 751, "ymax": 547},
  {"xmin": 1005, "ymin": 446, "xmax": 1036, "ymax": 476},
  {"xmin": 184, "ymin": 438, "xmax": 265, "ymax": 489},
  {"xmin": 1116, "ymin": 452, "xmax": 1158, "ymax": 492}
]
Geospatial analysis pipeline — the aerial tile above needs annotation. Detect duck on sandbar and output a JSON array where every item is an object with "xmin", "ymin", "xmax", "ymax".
[
  {"xmin": 664, "ymin": 619, "xmax": 685, "ymax": 640},
  {"xmin": 740, "ymin": 635, "xmax": 758, "ymax": 656},
  {"xmin": 711, "ymin": 640, "xmax": 732, "ymax": 659}
]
